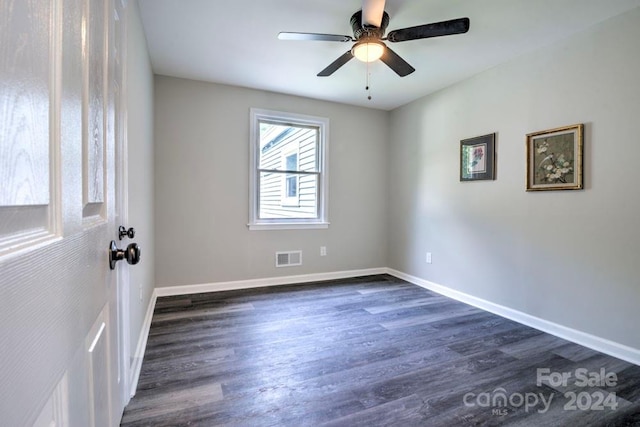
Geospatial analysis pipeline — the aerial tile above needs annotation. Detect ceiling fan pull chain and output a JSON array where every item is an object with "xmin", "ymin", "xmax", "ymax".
[{"xmin": 366, "ymin": 62, "xmax": 372, "ymax": 100}]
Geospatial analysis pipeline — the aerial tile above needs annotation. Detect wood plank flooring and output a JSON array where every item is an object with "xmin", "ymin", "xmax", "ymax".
[{"xmin": 120, "ymin": 275, "xmax": 640, "ymax": 426}]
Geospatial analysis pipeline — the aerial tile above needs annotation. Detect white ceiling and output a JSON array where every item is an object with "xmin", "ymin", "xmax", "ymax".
[{"xmin": 137, "ymin": 0, "xmax": 640, "ymax": 111}]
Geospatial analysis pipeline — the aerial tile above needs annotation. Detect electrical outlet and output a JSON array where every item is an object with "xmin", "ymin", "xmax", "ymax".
[
  {"xmin": 426, "ymin": 252, "xmax": 432, "ymax": 264},
  {"xmin": 320, "ymin": 246, "xmax": 327, "ymax": 256}
]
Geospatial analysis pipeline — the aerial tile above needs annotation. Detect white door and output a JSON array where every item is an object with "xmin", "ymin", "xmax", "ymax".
[
  {"xmin": 0, "ymin": 0, "xmax": 129, "ymax": 426},
  {"xmin": 111, "ymin": 0, "xmax": 133, "ymax": 413}
]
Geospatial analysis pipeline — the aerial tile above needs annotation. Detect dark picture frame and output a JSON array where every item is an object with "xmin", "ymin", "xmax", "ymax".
[
  {"xmin": 460, "ymin": 133, "xmax": 496, "ymax": 181},
  {"xmin": 526, "ymin": 124, "xmax": 583, "ymax": 191}
]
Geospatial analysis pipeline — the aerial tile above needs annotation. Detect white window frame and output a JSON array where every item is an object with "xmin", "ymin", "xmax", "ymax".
[{"xmin": 249, "ymin": 108, "xmax": 329, "ymax": 230}]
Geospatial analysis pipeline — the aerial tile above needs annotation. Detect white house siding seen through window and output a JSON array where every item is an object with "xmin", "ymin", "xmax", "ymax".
[
  {"xmin": 259, "ymin": 122, "xmax": 318, "ymax": 218},
  {"xmin": 249, "ymin": 109, "xmax": 329, "ymax": 230}
]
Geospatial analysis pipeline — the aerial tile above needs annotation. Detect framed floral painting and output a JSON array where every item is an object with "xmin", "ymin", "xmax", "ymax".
[
  {"xmin": 526, "ymin": 124, "xmax": 583, "ymax": 191},
  {"xmin": 460, "ymin": 133, "xmax": 496, "ymax": 181}
]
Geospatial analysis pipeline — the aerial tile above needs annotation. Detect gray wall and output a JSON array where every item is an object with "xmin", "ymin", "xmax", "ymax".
[
  {"xmin": 388, "ymin": 8, "xmax": 640, "ymax": 350},
  {"xmin": 126, "ymin": 1, "xmax": 155, "ymax": 362},
  {"xmin": 154, "ymin": 77, "xmax": 388, "ymax": 287}
]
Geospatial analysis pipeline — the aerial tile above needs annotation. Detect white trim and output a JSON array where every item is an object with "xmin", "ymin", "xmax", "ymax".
[
  {"xmin": 249, "ymin": 108, "xmax": 329, "ymax": 229},
  {"xmin": 155, "ymin": 268, "xmax": 387, "ymax": 297},
  {"xmin": 128, "ymin": 290, "xmax": 157, "ymax": 398},
  {"xmin": 248, "ymin": 222, "xmax": 329, "ymax": 231},
  {"xmin": 386, "ymin": 268, "xmax": 640, "ymax": 366}
]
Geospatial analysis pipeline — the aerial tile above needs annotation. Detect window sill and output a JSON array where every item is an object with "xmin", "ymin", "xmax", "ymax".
[{"xmin": 248, "ymin": 222, "xmax": 330, "ymax": 231}]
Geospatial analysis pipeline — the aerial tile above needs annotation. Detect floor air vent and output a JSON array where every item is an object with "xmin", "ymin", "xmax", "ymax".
[{"xmin": 276, "ymin": 251, "xmax": 302, "ymax": 267}]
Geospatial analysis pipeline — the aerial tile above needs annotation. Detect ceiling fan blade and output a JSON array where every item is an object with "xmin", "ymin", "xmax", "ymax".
[
  {"xmin": 278, "ymin": 32, "xmax": 353, "ymax": 42},
  {"xmin": 317, "ymin": 51, "xmax": 354, "ymax": 77},
  {"xmin": 387, "ymin": 17, "xmax": 470, "ymax": 43},
  {"xmin": 380, "ymin": 46, "xmax": 415, "ymax": 77},
  {"xmin": 361, "ymin": 0, "xmax": 386, "ymax": 27}
]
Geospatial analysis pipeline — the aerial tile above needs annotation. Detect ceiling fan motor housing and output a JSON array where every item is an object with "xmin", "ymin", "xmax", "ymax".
[{"xmin": 351, "ymin": 10, "xmax": 389, "ymax": 40}]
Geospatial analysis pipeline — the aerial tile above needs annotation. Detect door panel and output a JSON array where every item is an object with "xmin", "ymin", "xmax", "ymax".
[
  {"xmin": 32, "ymin": 374, "xmax": 68, "ymax": 427},
  {"xmin": 0, "ymin": 0, "xmax": 128, "ymax": 425},
  {"xmin": 83, "ymin": 0, "xmax": 106, "ymax": 212},
  {"xmin": 87, "ymin": 307, "xmax": 113, "ymax": 427},
  {"xmin": 0, "ymin": 0, "xmax": 51, "ymax": 207},
  {"xmin": 0, "ymin": 0, "xmax": 56, "ymax": 255}
]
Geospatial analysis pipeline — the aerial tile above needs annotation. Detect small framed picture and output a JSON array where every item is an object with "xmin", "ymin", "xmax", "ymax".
[
  {"xmin": 460, "ymin": 133, "xmax": 496, "ymax": 181},
  {"xmin": 526, "ymin": 124, "xmax": 583, "ymax": 191}
]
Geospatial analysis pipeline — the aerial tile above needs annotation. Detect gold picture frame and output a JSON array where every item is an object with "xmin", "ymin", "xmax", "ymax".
[{"xmin": 526, "ymin": 124, "xmax": 583, "ymax": 191}]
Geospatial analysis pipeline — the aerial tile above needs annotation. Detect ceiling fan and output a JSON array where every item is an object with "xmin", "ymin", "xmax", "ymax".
[{"xmin": 278, "ymin": 0, "xmax": 470, "ymax": 77}]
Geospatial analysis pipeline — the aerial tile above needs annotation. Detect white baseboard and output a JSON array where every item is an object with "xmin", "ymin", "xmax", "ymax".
[
  {"xmin": 386, "ymin": 268, "xmax": 640, "ymax": 367},
  {"xmin": 155, "ymin": 268, "xmax": 388, "ymax": 297},
  {"xmin": 129, "ymin": 290, "xmax": 157, "ymax": 398}
]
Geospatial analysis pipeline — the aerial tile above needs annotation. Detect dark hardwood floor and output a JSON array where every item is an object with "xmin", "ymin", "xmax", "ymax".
[{"xmin": 120, "ymin": 275, "xmax": 640, "ymax": 426}]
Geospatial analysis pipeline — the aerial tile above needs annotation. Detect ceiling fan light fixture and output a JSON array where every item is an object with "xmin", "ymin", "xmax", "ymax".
[{"xmin": 351, "ymin": 40, "xmax": 385, "ymax": 63}]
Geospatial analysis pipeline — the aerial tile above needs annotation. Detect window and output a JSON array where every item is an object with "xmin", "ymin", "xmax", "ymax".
[
  {"xmin": 249, "ymin": 108, "xmax": 329, "ymax": 230},
  {"xmin": 282, "ymin": 147, "xmax": 299, "ymax": 206}
]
